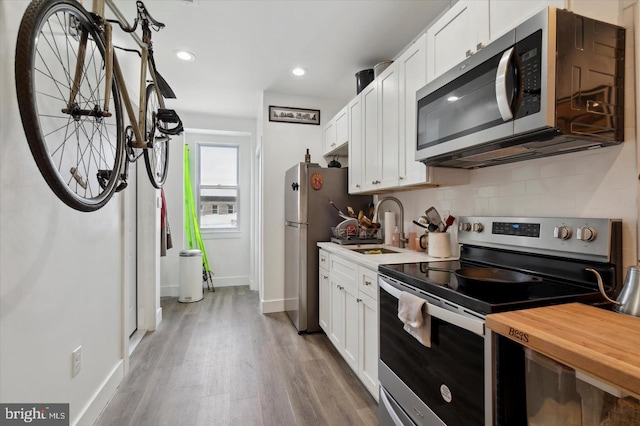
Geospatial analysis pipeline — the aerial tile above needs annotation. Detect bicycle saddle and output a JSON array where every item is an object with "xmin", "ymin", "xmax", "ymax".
[{"xmin": 136, "ymin": 1, "xmax": 165, "ymax": 29}]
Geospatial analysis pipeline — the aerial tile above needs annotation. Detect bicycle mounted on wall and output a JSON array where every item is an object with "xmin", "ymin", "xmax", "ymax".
[{"xmin": 15, "ymin": 0, "xmax": 183, "ymax": 211}]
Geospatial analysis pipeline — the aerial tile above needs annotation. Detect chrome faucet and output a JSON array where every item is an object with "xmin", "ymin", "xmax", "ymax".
[{"xmin": 372, "ymin": 196, "xmax": 406, "ymax": 248}]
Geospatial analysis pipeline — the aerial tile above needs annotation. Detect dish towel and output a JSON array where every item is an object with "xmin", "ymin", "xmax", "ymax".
[{"xmin": 397, "ymin": 291, "xmax": 432, "ymax": 347}]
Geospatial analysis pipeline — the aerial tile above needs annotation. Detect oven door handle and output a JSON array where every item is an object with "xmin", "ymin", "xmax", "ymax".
[
  {"xmin": 380, "ymin": 388, "xmax": 406, "ymax": 426},
  {"xmin": 379, "ymin": 280, "xmax": 485, "ymax": 336}
]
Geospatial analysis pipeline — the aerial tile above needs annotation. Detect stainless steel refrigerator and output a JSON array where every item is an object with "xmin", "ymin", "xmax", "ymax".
[{"xmin": 284, "ymin": 163, "xmax": 371, "ymax": 333}]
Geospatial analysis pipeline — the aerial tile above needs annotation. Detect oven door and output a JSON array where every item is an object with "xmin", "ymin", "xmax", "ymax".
[{"xmin": 379, "ymin": 275, "xmax": 485, "ymax": 426}]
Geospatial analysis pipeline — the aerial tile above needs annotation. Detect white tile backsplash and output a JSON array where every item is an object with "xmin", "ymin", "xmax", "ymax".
[{"xmin": 389, "ymin": 140, "xmax": 638, "ymax": 267}]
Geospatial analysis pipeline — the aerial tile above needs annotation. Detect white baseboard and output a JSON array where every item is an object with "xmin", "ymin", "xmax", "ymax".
[
  {"xmin": 161, "ymin": 276, "xmax": 250, "ymax": 297},
  {"xmin": 212, "ymin": 275, "xmax": 249, "ymax": 288},
  {"xmin": 161, "ymin": 284, "xmax": 179, "ymax": 297},
  {"xmin": 261, "ymin": 298, "xmax": 284, "ymax": 313},
  {"xmin": 74, "ymin": 360, "xmax": 124, "ymax": 426},
  {"xmin": 155, "ymin": 307, "xmax": 162, "ymax": 329}
]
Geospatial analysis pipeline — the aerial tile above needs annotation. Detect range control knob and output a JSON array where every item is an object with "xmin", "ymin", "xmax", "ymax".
[
  {"xmin": 472, "ymin": 223, "xmax": 484, "ymax": 233},
  {"xmin": 577, "ymin": 226, "xmax": 597, "ymax": 242},
  {"xmin": 553, "ymin": 226, "xmax": 572, "ymax": 240},
  {"xmin": 459, "ymin": 222, "xmax": 471, "ymax": 232}
]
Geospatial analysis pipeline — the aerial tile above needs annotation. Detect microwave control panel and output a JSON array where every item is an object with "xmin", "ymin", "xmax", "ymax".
[{"xmin": 515, "ymin": 30, "xmax": 543, "ymax": 119}]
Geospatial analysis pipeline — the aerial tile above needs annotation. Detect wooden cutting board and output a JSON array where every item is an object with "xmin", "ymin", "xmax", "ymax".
[{"xmin": 486, "ymin": 303, "xmax": 640, "ymax": 399}]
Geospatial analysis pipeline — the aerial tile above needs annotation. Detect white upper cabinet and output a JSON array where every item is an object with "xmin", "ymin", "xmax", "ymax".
[
  {"xmin": 426, "ymin": 0, "xmax": 489, "ymax": 82},
  {"xmin": 427, "ymin": 0, "xmax": 567, "ymax": 83},
  {"xmin": 397, "ymin": 33, "xmax": 428, "ymax": 187},
  {"xmin": 489, "ymin": 0, "xmax": 564, "ymax": 42},
  {"xmin": 347, "ymin": 45, "xmax": 469, "ymax": 194},
  {"xmin": 335, "ymin": 107, "xmax": 348, "ymax": 148},
  {"xmin": 322, "ymin": 120, "xmax": 336, "ymax": 155},
  {"xmin": 348, "ymin": 94, "xmax": 364, "ymax": 193},
  {"xmin": 323, "ymin": 105, "xmax": 348, "ymax": 156},
  {"xmin": 377, "ymin": 62, "xmax": 400, "ymax": 189},
  {"xmin": 361, "ymin": 82, "xmax": 380, "ymax": 192}
]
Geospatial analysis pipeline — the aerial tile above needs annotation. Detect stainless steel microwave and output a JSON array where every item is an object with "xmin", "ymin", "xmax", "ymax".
[{"xmin": 416, "ymin": 7, "xmax": 625, "ymax": 169}]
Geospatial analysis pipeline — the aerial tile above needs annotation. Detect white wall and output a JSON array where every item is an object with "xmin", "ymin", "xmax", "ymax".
[
  {"xmin": 0, "ymin": 1, "xmax": 126, "ymax": 423},
  {"xmin": 160, "ymin": 113, "xmax": 257, "ymax": 295},
  {"xmin": 260, "ymin": 91, "xmax": 343, "ymax": 312}
]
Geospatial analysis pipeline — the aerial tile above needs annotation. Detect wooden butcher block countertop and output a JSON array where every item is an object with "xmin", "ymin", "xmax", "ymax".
[{"xmin": 486, "ymin": 303, "xmax": 640, "ymax": 399}]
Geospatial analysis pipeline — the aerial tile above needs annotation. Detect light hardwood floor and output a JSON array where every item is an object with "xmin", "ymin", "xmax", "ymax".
[{"xmin": 95, "ymin": 286, "xmax": 378, "ymax": 426}]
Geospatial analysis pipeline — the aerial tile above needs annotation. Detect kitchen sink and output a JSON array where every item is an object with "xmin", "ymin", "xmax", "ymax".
[{"xmin": 351, "ymin": 248, "xmax": 400, "ymax": 255}]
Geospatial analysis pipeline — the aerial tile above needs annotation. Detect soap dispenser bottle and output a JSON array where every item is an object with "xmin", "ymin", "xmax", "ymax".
[{"xmin": 392, "ymin": 226, "xmax": 400, "ymax": 247}]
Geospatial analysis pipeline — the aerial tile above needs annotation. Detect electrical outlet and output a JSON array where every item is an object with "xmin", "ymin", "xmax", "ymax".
[{"xmin": 72, "ymin": 346, "xmax": 82, "ymax": 377}]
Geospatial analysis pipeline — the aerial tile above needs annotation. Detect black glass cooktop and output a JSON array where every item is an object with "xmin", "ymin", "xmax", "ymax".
[{"xmin": 378, "ymin": 259, "xmax": 609, "ymax": 315}]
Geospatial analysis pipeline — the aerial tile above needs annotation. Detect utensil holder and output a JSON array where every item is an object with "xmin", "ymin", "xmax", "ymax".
[{"xmin": 428, "ymin": 232, "xmax": 450, "ymax": 258}]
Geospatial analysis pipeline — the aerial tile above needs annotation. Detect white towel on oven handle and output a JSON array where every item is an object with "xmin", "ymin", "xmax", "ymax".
[{"xmin": 397, "ymin": 291, "xmax": 431, "ymax": 348}]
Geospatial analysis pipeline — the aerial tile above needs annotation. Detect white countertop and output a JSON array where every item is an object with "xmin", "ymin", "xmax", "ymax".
[{"xmin": 317, "ymin": 241, "xmax": 459, "ymax": 270}]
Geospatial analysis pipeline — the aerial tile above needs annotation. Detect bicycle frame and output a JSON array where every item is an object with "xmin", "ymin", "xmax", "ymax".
[{"xmin": 69, "ymin": 0, "xmax": 165, "ymax": 149}]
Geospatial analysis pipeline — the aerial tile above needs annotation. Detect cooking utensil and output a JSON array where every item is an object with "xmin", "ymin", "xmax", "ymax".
[
  {"xmin": 413, "ymin": 220, "xmax": 429, "ymax": 229},
  {"xmin": 367, "ymin": 202, "xmax": 375, "ymax": 220},
  {"xmin": 329, "ymin": 200, "xmax": 351, "ymax": 220},
  {"xmin": 347, "ymin": 206, "xmax": 356, "ymax": 218},
  {"xmin": 443, "ymin": 215, "xmax": 455, "ymax": 232},
  {"xmin": 425, "ymin": 207, "xmax": 443, "ymax": 231},
  {"xmin": 588, "ymin": 267, "xmax": 640, "ymax": 318},
  {"xmin": 455, "ymin": 268, "xmax": 542, "ymax": 294}
]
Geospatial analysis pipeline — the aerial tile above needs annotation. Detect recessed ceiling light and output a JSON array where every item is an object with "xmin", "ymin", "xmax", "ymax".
[
  {"xmin": 447, "ymin": 96, "xmax": 459, "ymax": 102},
  {"xmin": 292, "ymin": 67, "xmax": 306, "ymax": 76},
  {"xmin": 176, "ymin": 50, "xmax": 195, "ymax": 62}
]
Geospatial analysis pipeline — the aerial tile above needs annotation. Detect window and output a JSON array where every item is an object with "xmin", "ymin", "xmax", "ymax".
[{"xmin": 198, "ymin": 144, "xmax": 239, "ymax": 230}]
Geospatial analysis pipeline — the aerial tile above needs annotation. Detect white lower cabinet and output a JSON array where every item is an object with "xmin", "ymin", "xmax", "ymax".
[
  {"xmin": 329, "ymin": 274, "xmax": 346, "ymax": 349},
  {"xmin": 319, "ymin": 250, "xmax": 330, "ymax": 333},
  {"xmin": 343, "ymin": 283, "xmax": 360, "ymax": 372},
  {"xmin": 358, "ymin": 292, "xmax": 378, "ymax": 397},
  {"xmin": 320, "ymin": 251, "xmax": 379, "ymax": 401}
]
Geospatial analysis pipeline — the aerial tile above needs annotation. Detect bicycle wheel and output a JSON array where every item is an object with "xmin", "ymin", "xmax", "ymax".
[
  {"xmin": 143, "ymin": 84, "xmax": 169, "ymax": 188},
  {"xmin": 15, "ymin": 0, "xmax": 124, "ymax": 212}
]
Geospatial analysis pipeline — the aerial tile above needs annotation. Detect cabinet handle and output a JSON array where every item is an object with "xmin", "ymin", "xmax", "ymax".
[
  {"xmin": 356, "ymin": 184, "xmax": 361, "ymax": 188},
  {"xmin": 331, "ymin": 143, "xmax": 336, "ymax": 147},
  {"xmin": 322, "ymin": 275, "xmax": 328, "ymax": 279},
  {"xmin": 399, "ymin": 176, "xmax": 404, "ymax": 180},
  {"xmin": 364, "ymin": 280, "xmax": 372, "ymax": 286},
  {"xmin": 356, "ymin": 298, "xmax": 362, "ymax": 303},
  {"xmin": 465, "ymin": 49, "xmax": 473, "ymax": 57},
  {"xmin": 476, "ymin": 42, "xmax": 485, "ymax": 50}
]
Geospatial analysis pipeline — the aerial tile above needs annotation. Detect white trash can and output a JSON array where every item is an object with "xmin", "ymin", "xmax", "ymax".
[{"xmin": 178, "ymin": 249, "xmax": 203, "ymax": 303}]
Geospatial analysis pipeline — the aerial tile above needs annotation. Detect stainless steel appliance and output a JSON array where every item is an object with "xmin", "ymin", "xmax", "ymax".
[
  {"xmin": 284, "ymin": 163, "xmax": 370, "ymax": 333},
  {"xmin": 378, "ymin": 216, "xmax": 622, "ymax": 425},
  {"xmin": 415, "ymin": 7, "xmax": 625, "ymax": 169}
]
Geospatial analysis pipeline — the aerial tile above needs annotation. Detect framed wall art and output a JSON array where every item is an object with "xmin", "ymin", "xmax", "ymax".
[{"xmin": 268, "ymin": 106, "xmax": 320, "ymax": 125}]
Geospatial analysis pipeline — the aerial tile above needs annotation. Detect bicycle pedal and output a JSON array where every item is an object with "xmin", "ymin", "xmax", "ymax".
[
  {"xmin": 115, "ymin": 181, "xmax": 128, "ymax": 192},
  {"xmin": 97, "ymin": 169, "xmax": 112, "ymax": 190}
]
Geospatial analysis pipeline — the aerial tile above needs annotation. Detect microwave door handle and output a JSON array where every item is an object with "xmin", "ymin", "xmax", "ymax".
[
  {"xmin": 495, "ymin": 47, "xmax": 515, "ymax": 121},
  {"xmin": 379, "ymin": 279, "xmax": 485, "ymax": 336}
]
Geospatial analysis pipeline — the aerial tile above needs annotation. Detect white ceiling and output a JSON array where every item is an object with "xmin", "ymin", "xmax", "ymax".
[{"xmin": 111, "ymin": 0, "xmax": 452, "ymax": 119}]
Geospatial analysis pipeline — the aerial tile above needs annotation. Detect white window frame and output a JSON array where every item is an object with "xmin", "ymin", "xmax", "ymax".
[{"xmin": 196, "ymin": 142, "xmax": 240, "ymax": 232}]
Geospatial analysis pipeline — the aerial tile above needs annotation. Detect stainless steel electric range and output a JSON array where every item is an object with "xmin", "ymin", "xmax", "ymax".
[{"xmin": 377, "ymin": 216, "xmax": 623, "ymax": 426}]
